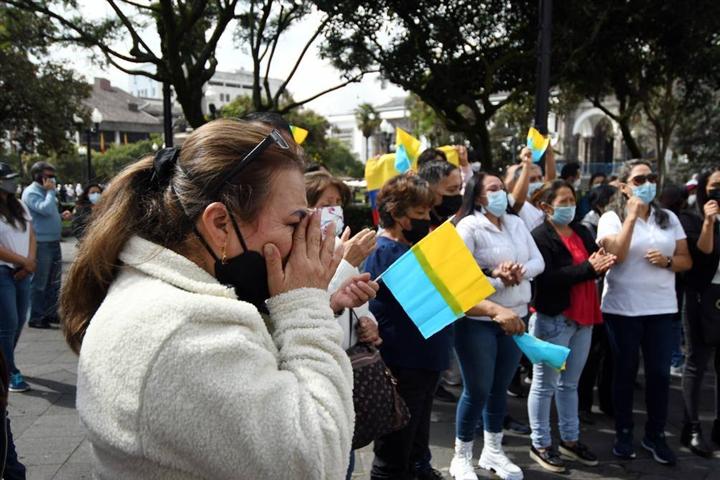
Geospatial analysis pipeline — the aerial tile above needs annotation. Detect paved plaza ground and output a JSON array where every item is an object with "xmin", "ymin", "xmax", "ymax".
[{"xmin": 9, "ymin": 240, "xmax": 720, "ymax": 479}]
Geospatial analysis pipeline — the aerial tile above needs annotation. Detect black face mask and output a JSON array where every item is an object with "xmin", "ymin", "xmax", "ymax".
[
  {"xmin": 402, "ymin": 218, "xmax": 431, "ymax": 245},
  {"xmin": 196, "ymin": 211, "xmax": 270, "ymax": 314},
  {"xmin": 435, "ymin": 194, "xmax": 463, "ymax": 218},
  {"xmin": 708, "ymin": 188, "xmax": 720, "ymax": 202}
]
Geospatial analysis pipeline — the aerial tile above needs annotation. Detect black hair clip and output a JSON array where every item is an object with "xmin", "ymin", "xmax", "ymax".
[{"xmin": 151, "ymin": 147, "xmax": 181, "ymax": 188}]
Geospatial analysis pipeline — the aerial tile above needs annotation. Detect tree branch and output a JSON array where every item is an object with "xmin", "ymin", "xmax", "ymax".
[
  {"xmin": 116, "ymin": 0, "xmax": 159, "ymax": 12},
  {"xmin": 278, "ymin": 69, "xmax": 379, "ymax": 113},
  {"xmin": 272, "ymin": 15, "xmax": 331, "ymax": 106},
  {"xmin": 105, "ymin": 0, "xmax": 159, "ymax": 60}
]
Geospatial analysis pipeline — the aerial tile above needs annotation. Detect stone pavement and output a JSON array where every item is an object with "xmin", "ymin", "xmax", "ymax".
[{"xmin": 10, "ymin": 239, "xmax": 720, "ymax": 479}]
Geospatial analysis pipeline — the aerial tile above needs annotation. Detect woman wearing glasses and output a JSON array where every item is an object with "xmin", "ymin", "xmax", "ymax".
[
  {"xmin": 61, "ymin": 119, "xmax": 377, "ymax": 479},
  {"xmin": 597, "ymin": 160, "xmax": 691, "ymax": 465}
]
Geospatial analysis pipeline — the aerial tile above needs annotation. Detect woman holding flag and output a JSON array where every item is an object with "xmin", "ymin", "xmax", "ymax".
[
  {"xmin": 527, "ymin": 180, "xmax": 615, "ymax": 473},
  {"xmin": 449, "ymin": 172, "xmax": 544, "ymax": 480}
]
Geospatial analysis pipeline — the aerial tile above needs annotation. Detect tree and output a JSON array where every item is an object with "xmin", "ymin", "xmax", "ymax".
[
  {"xmin": 234, "ymin": 0, "xmax": 378, "ymax": 113},
  {"xmin": 314, "ymin": 0, "xmax": 537, "ymax": 170},
  {"xmin": 0, "ymin": 5, "xmax": 90, "ymax": 155},
  {"xmin": 354, "ymin": 103, "xmax": 380, "ymax": 161},
  {"xmin": 554, "ymin": 0, "xmax": 720, "ymax": 181},
  {"xmin": 7, "ymin": 0, "xmax": 242, "ymax": 128},
  {"xmin": 675, "ymin": 84, "xmax": 720, "ymax": 170},
  {"xmin": 219, "ymin": 95, "xmax": 363, "ymax": 176},
  {"xmin": 406, "ymin": 94, "xmax": 455, "ymax": 147}
]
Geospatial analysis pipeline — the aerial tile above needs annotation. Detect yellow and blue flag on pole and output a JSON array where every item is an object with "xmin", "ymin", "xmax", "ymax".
[
  {"xmin": 289, "ymin": 125, "xmax": 309, "ymax": 145},
  {"xmin": 380, "ymin": 222, "xmax": 495, "ymax": 338},
  {"xmin": 395, "ymin": 128, "xmax": 422, "ymax": 173},
  {"xmin": 527, "ymin": 127, "xmax": 550, "ymax": 163}
]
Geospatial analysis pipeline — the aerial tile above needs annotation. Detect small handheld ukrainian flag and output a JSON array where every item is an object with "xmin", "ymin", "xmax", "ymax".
[
  {"xmin": 527, "ymin": 127, "xmax": 550, "ymax": 163},
  {"xmin": 289, "ymin": 125, "xmax": 309, "ymax": 145},
  {"xmin": 379, "ymin": 222, "xmax": 495, "ymax": 338},
  {"xmin": 513, "ymin": 333, "xmax": 570, "ymax": 371},
  {"xmin": 395, "ymin": 128, "xmax": 422, "ymax": 173}
]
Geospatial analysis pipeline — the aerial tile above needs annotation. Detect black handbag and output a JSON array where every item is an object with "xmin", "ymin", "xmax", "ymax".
[
  {"xmin": 346, "ymin": 310, "xmax": 410, "ymax": 449},
  {"xmin": 700, "ymin": 284, "xmax": 720, "ymax": 346}
]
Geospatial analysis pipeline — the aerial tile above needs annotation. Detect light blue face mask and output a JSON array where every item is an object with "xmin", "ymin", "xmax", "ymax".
[
  {"xmin": 88, "ymin": 192, "xmax": 102, "ymax": 205},
  {"xmin": 485, "ymin": 190, "xmax": 508, "ymax": 217},
  {"xmin": 528, "ymin": 182, "xmax": 544, "ymax": 197},
  {"xmin": 551, "ymin": 205, "xmax": 576, "ymax": 225},
  {"xmin": 632, "ymin": 182, "xmax": 657, "ymax": 204}
]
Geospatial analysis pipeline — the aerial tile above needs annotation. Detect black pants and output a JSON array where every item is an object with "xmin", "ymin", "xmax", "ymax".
[
  {"xmin": 2, "ymin": 413, "xmax": 26, "ymax": 480},
  {"xmin": 682, "ymin": 288, "xmax": 720, "ymax": 423},
  {"xmin": 578, "ymin": 323, "xmax": 614, "ymax": 414},
  {"xmin": 371, "ymin": 367, "xmax": 441, "ymax": 480},
  {"xmin": 605, "ymin": 313, "xmax": 674, "ymax": 437}
]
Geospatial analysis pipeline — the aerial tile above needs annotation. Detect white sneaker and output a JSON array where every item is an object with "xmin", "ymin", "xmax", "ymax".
[
  {"xmin": 449, "ymin": 438, "xmax": 478, "ymax": 480},
  {"xmin": 478, "ymin": 431, "xmax": 523, "ymax": 480}
]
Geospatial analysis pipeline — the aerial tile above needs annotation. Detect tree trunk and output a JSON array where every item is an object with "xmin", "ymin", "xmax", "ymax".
[
  {"xmin": 365, "ymin": 136, "xmax": 369, "ymax": 162},
  {"xmin": 174, "ymin": 80, "xmax": 207, "ymax": 128},
  {"xmin": 618, "ymin": 120, "xmax": 642, "ymax": 159},
  {"xmin": 464, "ymin": 122, "xmax": 493, "ymax": 172}
]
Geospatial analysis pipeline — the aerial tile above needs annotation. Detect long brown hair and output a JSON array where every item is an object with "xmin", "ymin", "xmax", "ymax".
[
  {"xmin": 61, "ymin": 119, "xmax": 303, "ymax": 354},
  {"xmin": 0, "ymin": 192, "xmax": 27, "ymax": 231}
]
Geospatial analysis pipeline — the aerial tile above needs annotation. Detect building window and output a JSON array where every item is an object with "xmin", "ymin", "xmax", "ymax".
[{"xmin": 208, "ymin": 81, "xmax": 223, "ymax": 86}]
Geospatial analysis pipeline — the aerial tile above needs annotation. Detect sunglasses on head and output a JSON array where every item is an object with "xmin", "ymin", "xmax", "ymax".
[
  {"xmin": 207, "ymin": 129, "xmax": 290, "ymax": 198},
  {"xmin": 630, "ymin": 173, "xmax": 657, "ymax": 186}
]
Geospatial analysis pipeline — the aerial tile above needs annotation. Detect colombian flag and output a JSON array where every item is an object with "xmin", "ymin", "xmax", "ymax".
[{"xmin": 380, "ymin": 222, "xmax": 495, "ymax": 338}]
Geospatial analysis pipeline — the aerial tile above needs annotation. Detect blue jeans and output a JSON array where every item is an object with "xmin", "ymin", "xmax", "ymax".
[
  {"xmin": 454, "ymin": 319, "xmax": 522, "ymax": 440},
  {"xmin": 605, "ymin": 313, "xmax": 674, "ymax": 437},
  {"xmin": 29, "ymin": 241, "xmax": 62, "ymax": 323},
  {"xmin": 0, "ymin": 266, "xmax": 31, "ymax": 375},
  {"xmin": 527, "ymin": 313, "xmax": 592, "ymax": 448}
]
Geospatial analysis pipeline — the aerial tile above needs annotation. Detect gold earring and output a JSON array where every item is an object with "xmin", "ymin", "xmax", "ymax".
[{"xmin": 221, "ymin": 241, "xmax": 228, "ymax": 264}]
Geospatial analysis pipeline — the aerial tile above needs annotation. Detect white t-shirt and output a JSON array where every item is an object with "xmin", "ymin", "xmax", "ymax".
[
  {"xmin": 0, "ymin": 202, "xmax": 32, "ymax": 268},
  {"xmin": 597, "ymin": 209, "xmax": 686, "ymax": 316}
]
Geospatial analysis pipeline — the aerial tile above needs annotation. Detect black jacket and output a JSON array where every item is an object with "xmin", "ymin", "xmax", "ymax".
[
  {"xmin": 531, "ymin": 220, "xmax": 600, "ymax": 316},
  {"xmin": 679, "ymin": 208, "xmax": 720, "ymax": 293}
]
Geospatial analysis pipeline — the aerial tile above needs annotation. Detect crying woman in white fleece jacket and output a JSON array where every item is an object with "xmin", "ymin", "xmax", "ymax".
[{"xmin": 60, "ymin": 119, "xmax": 378, "ymax": 480}]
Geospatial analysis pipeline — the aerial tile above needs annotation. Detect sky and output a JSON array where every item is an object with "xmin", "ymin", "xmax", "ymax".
[{"xmin": 48, "ymin": 1, "xmax": 406, "ymax": 116}]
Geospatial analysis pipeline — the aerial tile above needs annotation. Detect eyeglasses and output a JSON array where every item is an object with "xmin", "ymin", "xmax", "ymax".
[
  {"xmin": 630, "ymin": 173, "xmax": 657, "ymax": 186},
  {"xmin": 208, "ymin": 129, "xmax": 290, "ymax": 198}
]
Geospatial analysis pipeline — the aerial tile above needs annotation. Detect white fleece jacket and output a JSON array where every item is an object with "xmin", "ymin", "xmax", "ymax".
[{"xmin": 76, "ymin": 236, "xmax": 354, "ymax": 479}]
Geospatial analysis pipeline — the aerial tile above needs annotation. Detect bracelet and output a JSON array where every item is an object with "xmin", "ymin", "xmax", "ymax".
[{"xmin": 665, "ymin": 256, "xmax": 673, "ymax": 269}]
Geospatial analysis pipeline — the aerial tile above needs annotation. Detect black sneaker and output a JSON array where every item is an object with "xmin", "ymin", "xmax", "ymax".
[
  {"xmin": 613, "ymin": 429, "xmax": 636, "ymax": 459},
  {"xmin": 559, "ymin": 441, "xmax": 599, "ymax": 466},
  {"xmin": 642, "ymin": 433, "xmax": 676, "ymax": 466},
  {"xmin": 529, "ymin": 445, "xmax": 566, "ymax": 473},
  {"xmin": 28, "ymin": 320, "xmax": 51, "ymax": 329},
  {"xmin": 414, "ymin": 467, "xmax": 444, "ymax": 480}
]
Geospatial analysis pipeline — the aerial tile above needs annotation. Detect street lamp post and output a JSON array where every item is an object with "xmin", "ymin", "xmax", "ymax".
[
  {"xmin": 76, "ymin": 108, "xmax": 104, "ymax": 184},
  {"xmin": 379, "ymin": 119, "xmax": 394, "ymax": 153}
]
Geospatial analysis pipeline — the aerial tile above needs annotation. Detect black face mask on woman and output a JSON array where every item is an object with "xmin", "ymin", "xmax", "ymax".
[
  {"xmin": 708, "ymin": 188, "xmax": 720, "ymax": 202},
  {"xmin": 195, "ymin": 209, "xmax": 270, "ymax": 313},
  {"xmin": 402, "ymin": 218, "xmax": 431, "ymax": 245}
]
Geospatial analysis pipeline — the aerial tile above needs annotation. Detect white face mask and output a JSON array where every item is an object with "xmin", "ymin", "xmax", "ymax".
[
  {"xmin": 319, "ymin": 205, "xmax": 344, "ymax": 237},
  {"xmin": 573, "ymin": 178, "xmax": 581, "ymax": 190},
  {"xmin": 88, "ymin": 192, "xmax": 102, "ymax": 205},
  {"xmin": 688, "ymin": 194, "xmax": 697, "ymax": 206}
]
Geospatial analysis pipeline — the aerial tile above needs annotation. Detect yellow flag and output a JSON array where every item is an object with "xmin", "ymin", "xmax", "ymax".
[
  {"xmin": 437, "ymin": 145, "xmax": 460, "ymax": 166},
  {"xmin": 396, "ymin": 128, "xmax": 421, "ymax": 162},
  {"xmin": 365, "ymin": 153, "xmax": 400, "ymax": 191}
]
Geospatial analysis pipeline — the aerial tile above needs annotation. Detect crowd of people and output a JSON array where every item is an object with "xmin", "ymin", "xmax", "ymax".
[{"xmin": 0, "ymin": 114, "xmax": 719, "ymax": 480}]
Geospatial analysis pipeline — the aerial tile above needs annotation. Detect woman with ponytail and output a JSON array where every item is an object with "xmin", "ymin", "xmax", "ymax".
[
  {"xmin": 597, "ymin": 160, "xmax": 691, "ymax": 465},
  {"xmin": 62, "ymin": 119, "xmax": 376, "ymax": 479}
]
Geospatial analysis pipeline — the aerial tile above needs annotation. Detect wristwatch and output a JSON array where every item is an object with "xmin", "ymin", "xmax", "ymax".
[{"xmin": 665, "ymin": 256, "xmax": 673, "ymax": 269}]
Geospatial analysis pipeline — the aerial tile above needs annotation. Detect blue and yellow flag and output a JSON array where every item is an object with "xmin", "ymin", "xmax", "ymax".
[
  {"xmin": 527, "ymin": 127, "xmax": 550, "ymax": 163},
  {"xmin": 380, "ymin": 222, "xmax": 495, "ymax": 338},
  {"xmin": 513, "ymin": 333, "xmax": 570, "ymax": 370}
]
